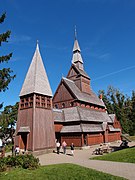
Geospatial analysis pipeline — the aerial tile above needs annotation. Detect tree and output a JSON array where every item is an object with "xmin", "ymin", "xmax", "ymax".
[
  {"xmin": 98, "ymin": 89, "xmax": 114, "ymax": 114},
  {"xmin": 130, "ymin": 91, "xmax": 135, "ymax": 135},
  {"xmin": 0, "ymin": 102, "xmax": 19, "ymax": 143},
  {"xmin": 0, "ymin": 12, "xmax": 16, "ymax": 107},
  {"xmin": 98, "ymin": 86, "xmax": 131, "ymax": 134}
]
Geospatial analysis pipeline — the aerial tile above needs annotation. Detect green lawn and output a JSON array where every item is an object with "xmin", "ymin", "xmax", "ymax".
[
  {"xmin": 0, "ymin": 163, "xmax": 125, "ymax": 180},
  {"xmin": 91, "ymin": 147, "xmax": 135, "ymax": 163}
]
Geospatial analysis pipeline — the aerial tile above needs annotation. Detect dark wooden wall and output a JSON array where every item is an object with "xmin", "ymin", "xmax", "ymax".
[
  {"xmin": 33, "ymin": 108, "xmax": 55, "ymax": 151},
  {"xmin": 53, "ymin": 82, "xmax": 74, "ymax": 109},
  {"xmin": 15, "ymin": 107, "xmax": 33, "ymax": 151}
]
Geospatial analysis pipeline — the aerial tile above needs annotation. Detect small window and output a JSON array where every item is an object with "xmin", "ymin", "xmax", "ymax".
[
  {"xmin": 36, "ymin": 95, "xmax": 40, "ymax": 100},
  {"xmin": 21, "ymin": 99, "xmax": 24, "ymax": 103},
  {"xmin": 25, "ymin": 98, "xmax": 29, "ymax": 102},
  {"xmin": 62, "ymin": 103, "xmax": 65, "ymax": 108},
  {"xmin": 70, "ymin": 102, "xmax": 73, "ymax": 107},
  {"xmin": 25, "ymin": 102, "xmax": 28, "ymax": 107},
  {"xmin": 41, "ymin": 96, "xmax": 45, "ymax": 102},
  {"xmin": 55, "ymin": 104, "xmax": 58, "ymax": 109},
  {"xmin": 30, "ymin": 97, "xmax": 33, "ymax": 101}
]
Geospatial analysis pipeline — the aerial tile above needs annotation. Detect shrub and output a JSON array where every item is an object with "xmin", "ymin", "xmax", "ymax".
[
  {"xmin": 0, "ymin": 158, "xmax": 7, "ymax": 172},
  {"xmin": 0, "ymin": 154, "xmax": 40, "ymax": 172},
  {"xmin": 22, "ymin": 154, "xmax": 40, "ymax": 169}
]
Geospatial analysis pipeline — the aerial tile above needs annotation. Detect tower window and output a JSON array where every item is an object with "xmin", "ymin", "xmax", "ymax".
[
  {"xmin": 55, "ymin": 104, "xmax": 58, "ymax": 109},
  {"xmin": 70, "ymin": 102, "xmax": 74, "ymax": 107},
  {"xmin": 25, "ymin": 98, "xmax": 29, "ymax": 102},
  {"xmin": 62, "ymin": 103, "xmax": 65, "ymax": 108}
]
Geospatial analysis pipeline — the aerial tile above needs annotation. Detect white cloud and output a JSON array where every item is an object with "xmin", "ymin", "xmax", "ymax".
[{"xmin": 92, "ymin": 65, "xmax": 135, "ymax": 81}]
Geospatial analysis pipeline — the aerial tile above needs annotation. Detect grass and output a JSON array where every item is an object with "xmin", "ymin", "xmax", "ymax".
[
  {"xmin": 0, "ymin": 163, "xmax": 126, "ymax": 180},
  {"xmin": 5, "ymin": 143, "xmax": 13, "ymax": 153},
  {"xmin": 91, "ymin": 147, "xmax": 135, "ymax": 163}
]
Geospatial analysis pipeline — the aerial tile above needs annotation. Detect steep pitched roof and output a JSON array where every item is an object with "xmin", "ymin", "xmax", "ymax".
[
  {"xmin": 62, "ymin": 77, "xmax": 105, "ymax": 107},
  {"xmin": 20, "ymin": 43, "xmax": 52, "ymax": 97},
  {"xmin": 72, "ymin": 38, "xmax": 84, "ymax": 70},
  {"xmin": 73, "ymin": 38, "xmax": 81, "ymax": 52},
  {"xmin": 72, "ymin": 64, "xmax": 90, "ymax": 79}
]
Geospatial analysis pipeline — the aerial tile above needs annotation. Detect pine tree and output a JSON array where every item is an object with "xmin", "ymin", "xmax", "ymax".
[{"xmin": 0, "ymin": 12, "xmax": 16, "ymax": 95}]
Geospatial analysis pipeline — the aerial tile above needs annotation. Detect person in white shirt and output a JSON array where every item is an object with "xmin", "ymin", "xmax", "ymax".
[{"xmin": 56, "ymin": 141, "xmax": 60, "ymax": 154}]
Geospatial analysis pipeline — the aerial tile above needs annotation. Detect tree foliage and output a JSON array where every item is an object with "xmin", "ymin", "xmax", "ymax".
[
  {"xmin": 0, "ymin": 12, "xmax": 16, "ymax": 96},
  {"xmin": 98, "ymin": 86, "xmax": 135, "ymax": 135},
  {"xmin": 0, "ymin": 102, "xmax": 19, "ymax": 142}
]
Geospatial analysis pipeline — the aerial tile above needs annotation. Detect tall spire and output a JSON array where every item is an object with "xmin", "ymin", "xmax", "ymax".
[
  {"xmin": 72, "ymin": 27, "xmax": 84, "ymax": 70},
  {"xmin": 20, "ymin": 42, "xmax": 52, "ymax": 97}
]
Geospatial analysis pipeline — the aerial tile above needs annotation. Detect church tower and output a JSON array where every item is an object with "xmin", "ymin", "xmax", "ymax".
[
  {"xmin": 67, "ymin": 29, "xmax": 91, "ymax": 94},
  {"xmin": 15, "ymin": 42, "xmax": 55, "ymax": 153}
]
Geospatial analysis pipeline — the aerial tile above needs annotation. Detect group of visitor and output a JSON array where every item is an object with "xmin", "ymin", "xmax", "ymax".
[{"xmin": 56, "ymin": 140, "xmax": 75, "ymax": 156}]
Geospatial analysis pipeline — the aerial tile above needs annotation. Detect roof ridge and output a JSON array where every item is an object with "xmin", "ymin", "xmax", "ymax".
[
  {"xmin": 33, "ymin": 43, "xmax": 38, "ymax": 92},
  {"xmin": 62, "ymin": 77, "xmax": 75, "ymax": 83}
]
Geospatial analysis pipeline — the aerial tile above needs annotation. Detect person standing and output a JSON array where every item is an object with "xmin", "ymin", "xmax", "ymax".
[
  {"xmin": 56, "ymin": 141, "xmax": 60, "ymax": 154},
  {"xmin": 15, "ymin": 145, "xmax": 20, "ymax": 156},
  {"xmin": 70, "ymin": 143, "xmax": 75, "ymax": 156},
  {"xmin": 62, "ymin": 141, "xmax": 67, "ymax": 154}
]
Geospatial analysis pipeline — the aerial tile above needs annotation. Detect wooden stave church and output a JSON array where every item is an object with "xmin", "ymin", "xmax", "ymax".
[
  {"xmin": 53, "ymin": 35, "xmax": 121, "ymax": 147},
  {"xmin": 15, "ymin": 33, "xmax": 121, "ymax": 152}
]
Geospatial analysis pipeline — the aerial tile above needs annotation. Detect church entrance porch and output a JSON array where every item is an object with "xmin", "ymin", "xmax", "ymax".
[
  {"xmin": 17, "ymin": 126, "xmax": 30, "ymax": 152},
  {"xmin": 19, "ymin": 133, "xmax": 28, "ymax": 151}
]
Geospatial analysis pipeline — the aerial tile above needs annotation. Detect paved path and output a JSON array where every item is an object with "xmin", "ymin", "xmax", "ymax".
[{"xmin": 37, "ymin": 142, "xmax": 135, "ymax": 180}]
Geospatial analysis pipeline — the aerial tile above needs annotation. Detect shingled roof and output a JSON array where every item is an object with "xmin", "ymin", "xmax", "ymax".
[
  {"xmin": 53, "ymin": 106, "xmax": 112, "ymax": 123},
  {"xmin": 78, "ymin": 107, "xmax": 112, "ymax": 123},
  {"xmin": 108, "ymin": 125, "xmax": 121, "ymax": 132},
  {"xmin": 61, "ymin": 125, "xmax": 82, "ymax": 133},
  {"xmin": 72, "ymin": 64, "xmax": 90, "ymax": 79},
  {"xmin": 81, "ymin": 124, "xmax": 103, "ymax": 132},
  {"xmin": 72, "ymin": 39, "xmax": 83, "ymax": 63},
  {"xmin": 62, "ymin": 77, "xmax": 105, "ymax": 107},
  {"xmin": 60, "ymin": 123, "xmax": 105, "ymax": 133},
  {"xmin": 20, "ymin": 42, "xmax": 52, "ymax": 97},
  {"xmin": 53, "ymin": 109, "xmax": 64, "ymax": 122},
  {"xmin": 72, "ymin": 33, "xmax": 84, "ymax": 70},
  {"xmin": 109, "ymin": 114, "xmax": 116, "ymax": 123}
]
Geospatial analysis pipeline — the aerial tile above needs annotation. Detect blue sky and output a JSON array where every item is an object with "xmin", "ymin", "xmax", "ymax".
[{"xmin": 0, "ymin": 0, "xmax": 135, "ymax": 108}]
